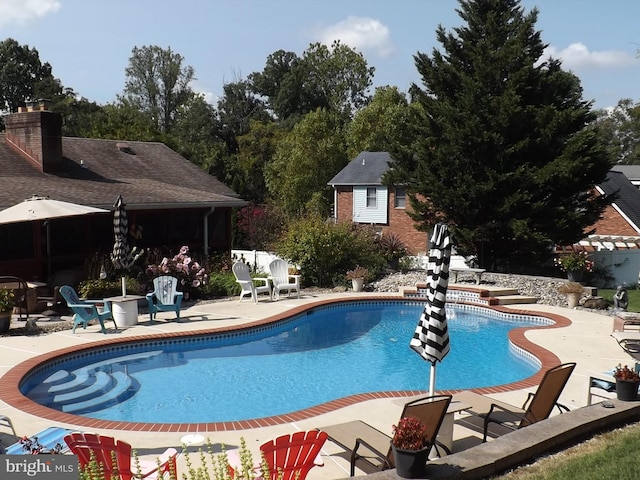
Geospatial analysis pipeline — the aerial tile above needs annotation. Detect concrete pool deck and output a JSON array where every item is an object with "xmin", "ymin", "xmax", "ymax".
[{"xmin": 0, "ymin": 288, "xmax": 634, "ymax": 479}]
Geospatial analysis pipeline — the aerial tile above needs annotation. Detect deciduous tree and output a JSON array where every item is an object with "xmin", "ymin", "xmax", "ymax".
[
  {"xmin": 123, "ymin": 45, "xmax": 195, "ymax": 133},
  {"xmin": 0, "ymin": 38, "xmax": 60, "ymax": 113},
  {"xmin": 265, "ymin": 108, "xmax": 347, "ymax": 218}
]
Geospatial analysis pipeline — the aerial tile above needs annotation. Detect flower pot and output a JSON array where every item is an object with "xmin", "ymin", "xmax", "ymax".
[
  {"xmin": 0, "ymin": 311, "xmax": 11, "ymax": 333},
  {"xmin": 566, "ymin": 292, "xmax": 581, "ymax": 309},
  {"xmin": 391, "ymin": 444, "xmax": 429, "ymax": 478},
  {"xmin": 566, "ymin": 270, "xmax": 584, "ymax": 282},
  {"xmin": 351, "ymin": 278, "xmax": 364, "ymax": 292},
  {"xmin": 616, "ymin": 379, "xmax": 639, "ymax": 401}
]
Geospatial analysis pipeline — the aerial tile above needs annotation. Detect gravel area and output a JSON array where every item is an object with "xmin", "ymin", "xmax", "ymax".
[{"xmin": 371, "ymin": 270, "xmax": 614, "ymax": 314}]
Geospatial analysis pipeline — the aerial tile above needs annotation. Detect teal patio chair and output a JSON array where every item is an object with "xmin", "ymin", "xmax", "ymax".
[
  {"xmin": 59, "ymin": 285, "xmax": 116, "ymax": 334},
  {"xmin": 146, "ymin": 275, "xmax": 183, "ymax": 321}
]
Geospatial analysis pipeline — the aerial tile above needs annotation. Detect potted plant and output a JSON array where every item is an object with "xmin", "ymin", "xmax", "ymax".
[
  {"xmin": 346, "ymin": 266, "xmax": 368, "ymax": 292},
  {"xmin": 613, "ymin": 364, "xmax": 640, "ymax": 401},
  {"xmin": 557, "ymin": 281, "xmax": 584, "ymax": 308},
  {"xmin": 390, "ymin": 416, "xmax": 430, "ymax": 478},
  {"xmin": 554, "ymin": 251, "xmax": 594, "ymax": 282},
  {"xmin": 0, "ymin": 287, "xmax": 15, "ymax": 333}
]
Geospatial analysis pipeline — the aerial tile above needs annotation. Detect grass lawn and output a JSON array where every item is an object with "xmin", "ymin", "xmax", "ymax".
[
  {"xmin": 494, "ymin": 422, "xmax": 640, "ymax": 479},
  {"xmin": 600, "ymin": 288, "xmax": 640, "ymax": 312}
]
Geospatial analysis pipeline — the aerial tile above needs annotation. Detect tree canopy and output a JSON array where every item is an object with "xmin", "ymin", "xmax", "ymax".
[
  {"xmin": 122, "ymin": 45, "xmax": 195, "ymax": 133},
  {"xmin": 386, "ymin": 0, "xmax": 614, "ymax": 272},
  {"xmin": 0, "ymin": 38, "xmax": 60, "ymax": 113}
]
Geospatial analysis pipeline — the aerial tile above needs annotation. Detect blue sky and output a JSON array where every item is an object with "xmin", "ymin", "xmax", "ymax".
[{"xmin": 1, "ymin": 0, "xmax": 638, "ymax": 110}]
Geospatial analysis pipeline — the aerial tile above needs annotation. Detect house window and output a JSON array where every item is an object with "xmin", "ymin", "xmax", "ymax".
[
  {"xmin": 366, "ymin": 187, "xmax": 377, "ymax": 208},
  {"xmin": 395, "ymin": 187, "xmax": 406, "ymax": 208}
]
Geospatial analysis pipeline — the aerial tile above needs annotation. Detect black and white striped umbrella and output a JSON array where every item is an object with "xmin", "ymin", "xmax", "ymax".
[
  {"xmin": 410, "ymin": 223, "xmax": 451, "ymax": 395},
  {"xmin": 110, "ymin": 195, "xmax": 134, "ymax": 271}
]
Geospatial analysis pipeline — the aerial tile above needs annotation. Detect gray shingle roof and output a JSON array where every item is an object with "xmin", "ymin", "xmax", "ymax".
[
  {"xmin": 599, "ymin": 170, "xmax": 640, "ymax": 231},
  {"xmin": 0, "ymin": 135, "xmax": 246, "ymax": 210},
  {"xmin": 328, "ymin": 151, "xmax": 392, "ymax": 186}
]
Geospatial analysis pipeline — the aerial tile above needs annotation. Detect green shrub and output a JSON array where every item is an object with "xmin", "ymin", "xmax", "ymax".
[
  {"xmin": 274, "ymin": 216, "xmax": 385, "ymax": 287},
  {"xmin": 78, "ymin": 278, "xmax": 142, "ymax": 298},
  {"xmin": 205, "ymin": 272, "xmax": 241, "ymax": 298}
]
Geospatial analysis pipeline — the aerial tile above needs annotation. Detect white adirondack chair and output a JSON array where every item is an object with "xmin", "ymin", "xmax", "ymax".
[
  {"xmin": 232, "ymin": 261, "xmax": 271, "ymax": 303},
  {"xmin": 268, "ymin": 259, "xmax": 301, "ymax": 300}
]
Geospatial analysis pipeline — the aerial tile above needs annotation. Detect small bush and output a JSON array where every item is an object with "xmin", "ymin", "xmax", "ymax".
[
  {"xmin": 78, "ymin": 278, "xmax": 142, "ymax": 298},
  {"xmin": 205, "ymin": 272, "xmax": 241, "ymax": 298},
  {"xmin": 274, "ymin": 216, "xmax": 385, "ymax": 287}
]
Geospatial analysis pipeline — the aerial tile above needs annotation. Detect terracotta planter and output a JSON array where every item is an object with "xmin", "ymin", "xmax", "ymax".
[
  {"xmin": 351, "ymin": 278, "xmax": 364, "ymax": 292},
  {"xmin": 0, "ymin": 311, "xmax": 11, "ymax": 333},
  {"xmin": 566, "ymin": 292, "xmax": 581, "ymax": 309},
  {"xmin": 616, "ymin": 379, "xmax": 639, "ymax": 401},
  {"xmin": 391, "ymin": 443, "xmax": 429, "ymax": 478}
]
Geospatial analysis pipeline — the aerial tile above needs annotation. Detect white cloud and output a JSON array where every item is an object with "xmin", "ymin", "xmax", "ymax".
[
  {"xmin": 314, "ymin": 16, "xmax": 394, "ymax": 58},
  {"xmin": 544, "ymin": 43, "xmax": 636, "ymax": 69},
  {"xmin": 0, "ymin": 0, "xmax": 61, "ymax": 27}
]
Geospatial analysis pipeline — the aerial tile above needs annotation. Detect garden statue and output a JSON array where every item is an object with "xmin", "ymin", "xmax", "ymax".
[{"xmin": 613, "ymin": 285, "xmax": 629, "ymax": 311}]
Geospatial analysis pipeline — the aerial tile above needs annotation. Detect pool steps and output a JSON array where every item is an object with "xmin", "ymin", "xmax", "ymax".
[
  {"xmin": 402, "ymin": 284, "xmax": 538, "ymax": 305},
  {"xmin": 31, "ymin": 351, "xmax": 162, "ymax": 414}
]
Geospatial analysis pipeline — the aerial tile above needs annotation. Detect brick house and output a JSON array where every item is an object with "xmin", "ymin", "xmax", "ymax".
[
  {"xmin": 0, "ymin": 103, "xmax": 246, "ymax": 285},
  {"xmin": 328, "ymin": 151, "xmax": 426, "ymax": 254}
]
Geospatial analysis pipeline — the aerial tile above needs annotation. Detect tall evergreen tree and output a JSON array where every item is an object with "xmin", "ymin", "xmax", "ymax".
[{"xmin": 387, "ymin": 0, "xmax": 613, "ymax": 272}]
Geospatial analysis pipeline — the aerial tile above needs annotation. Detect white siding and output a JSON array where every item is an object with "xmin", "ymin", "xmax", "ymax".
[{"xmin": 353, "ymin": 186, "xmax": 388, "ymax": 224}]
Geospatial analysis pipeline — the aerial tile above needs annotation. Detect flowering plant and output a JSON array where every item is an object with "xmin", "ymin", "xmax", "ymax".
[
  {"xmin": 613, "ymin": 364, "xmax": 640, "ymax": 382},
  {"xmin": 20, "ymin": 435, "xmax": 63, "ymax": 454},
  {"xmin": 554, "ymin": 251, "xmax": 594, "ymax": 273},
  {"xmin": 391, "ymin": 417, "xmax": 429, "ymax": 451},
  {"xmin": 0, "ymin": 287, "xmax": 15, "ymax": 313},
  {"xmin": 346, "ymin": 266, "xmax": 368, "ymax": 280},
  {"xmin": 146, "ymin": 246, "xmax": 207, "ymax": 290}
]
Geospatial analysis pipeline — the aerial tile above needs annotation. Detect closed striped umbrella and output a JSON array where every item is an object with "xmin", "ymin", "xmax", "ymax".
[
  {"xmin": 110, "ymin": 195, "xmax": 134, "ymax": 271},
  {"xmin": 410, "ymin": 223, "xmax": 451, "ymax": 395}
]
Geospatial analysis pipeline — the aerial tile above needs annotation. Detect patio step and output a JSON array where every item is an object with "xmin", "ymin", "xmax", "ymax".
[
  {"xmin": 493, "ymin": 294, "xmax": 539, "ymax": 305},
  {"xmin": 403, "ymin": 283, "xmax": 538, "ymax": 306}
]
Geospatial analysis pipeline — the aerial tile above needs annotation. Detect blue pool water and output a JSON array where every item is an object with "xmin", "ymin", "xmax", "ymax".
[{"xmin": 21, "ymin": 301, "xmax": 547, "ymax": 423}]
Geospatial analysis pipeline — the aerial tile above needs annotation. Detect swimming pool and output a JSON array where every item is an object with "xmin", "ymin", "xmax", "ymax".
[{"xmin": 20, "ymin": 301, "xmax": 550, "ymax": 424}]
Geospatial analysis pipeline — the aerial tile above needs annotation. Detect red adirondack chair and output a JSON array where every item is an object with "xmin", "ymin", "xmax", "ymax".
[
  {"xmin": 228, "ymin": 430, "xmax": 328, "ymax": 480},
  {"xmin": 64, "ymin": 432, "xmax": 177, "ymax": 480}
]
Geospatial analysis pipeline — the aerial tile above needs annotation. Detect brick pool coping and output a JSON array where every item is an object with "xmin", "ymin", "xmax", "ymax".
[{"xmin": 0, "ymin": 295, "xmax": 570, "ymax": 433}]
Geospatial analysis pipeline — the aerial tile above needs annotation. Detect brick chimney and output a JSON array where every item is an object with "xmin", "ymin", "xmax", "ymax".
[{"xmin": 4, "ymin": 99, "xmax": 63, "ymax": 173}]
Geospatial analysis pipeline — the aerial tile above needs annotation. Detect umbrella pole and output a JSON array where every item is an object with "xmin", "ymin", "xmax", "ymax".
[
  {"xmin": 429, "ymin": 363, "xmax": 436, "ymax": 396},
  {"xmin": 46, "ymin": 221, "xmax": 51, "ymax": 281}
]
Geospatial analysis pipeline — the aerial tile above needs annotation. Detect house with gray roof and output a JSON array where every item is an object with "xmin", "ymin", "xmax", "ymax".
[
  {"xmin": 0, "ymin": 104, "xmax": 245, "ymax": 285},
  {"xmin": 328, "ymin": 151, "xmax": 426, "ymax": 254}
]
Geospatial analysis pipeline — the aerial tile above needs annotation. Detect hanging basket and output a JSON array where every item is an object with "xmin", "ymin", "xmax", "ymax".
[{"xmin": 391, "ymin": 443, "xmax": 429, "ymax": 478}]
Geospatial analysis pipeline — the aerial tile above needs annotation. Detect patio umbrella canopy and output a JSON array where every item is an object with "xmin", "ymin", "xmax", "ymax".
[
  {"xmin": 410, "ymin": 223, "xmax": 452, "ymax": 395},
  {"xmin": 0, "ymin": 195, "xmax": 108, "ymax": 279},
  {"xmin": 0, "ymin": 195, "xmax": 107, "ymax": 224}
]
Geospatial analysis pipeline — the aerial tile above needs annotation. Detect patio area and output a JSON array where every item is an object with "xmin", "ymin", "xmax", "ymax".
[{"xmin": 0, "ymin": 287, "xmax": 635, "ymax": 479}]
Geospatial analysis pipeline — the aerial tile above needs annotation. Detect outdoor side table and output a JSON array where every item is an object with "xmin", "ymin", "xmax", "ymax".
[{"xmin": 104, "ymin": 295, "xmax": 144, "ymax": 327}]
